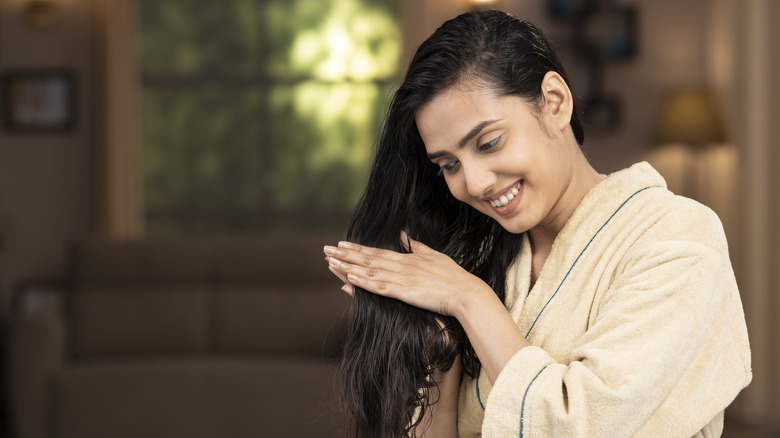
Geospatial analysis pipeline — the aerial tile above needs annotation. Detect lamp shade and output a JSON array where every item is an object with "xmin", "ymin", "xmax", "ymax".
[{"xmin": 655, "ymin": 89, "xmax": 727, "ymax": 148}]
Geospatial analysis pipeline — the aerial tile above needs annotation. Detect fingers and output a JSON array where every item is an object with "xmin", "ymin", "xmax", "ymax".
[
  {"xmin": 328, "ymin": 256, "xmax": 398, "ymax": 291},
  {"xmin": 344, "ymin": 271, "xmax": 398, "ymax": 299},
  {"xmin": 341, "ymin": 282, "xmax": 355, "ymax": 296},
  {"xmin": 327, "ymin": 264, "xmax": 348, "ymax": 284},
  {"xmin": 400, "ymin": 231, "xmax": 412, "ymax": 252},
  {"xmin": 400, "ymin": 231, "xmax": 435, "ymax": 254},
  {"xmin": 324, "ymin": 243, "xmax": 403, "ymax": 299},
  {"xmin": 324, "ymin": 239, "xmax": 435, "ymax": 300},
  {"xmin": 327, "ymin": 260, "xmax": 355, "ymax": 296},
  {"xmin": 324, "ymin": 242, "xmax": 403, "ymax": 269}
]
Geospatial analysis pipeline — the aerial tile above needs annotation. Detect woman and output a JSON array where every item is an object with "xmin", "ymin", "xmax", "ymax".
[{"xmin": 324, "ymin": 10, "xmax": 751, "ymax": 437}]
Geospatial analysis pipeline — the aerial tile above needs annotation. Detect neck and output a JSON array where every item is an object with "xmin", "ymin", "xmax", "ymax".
[{"xmin": 529, "ymin": 149, "xmax": 603, "ymax": 256}]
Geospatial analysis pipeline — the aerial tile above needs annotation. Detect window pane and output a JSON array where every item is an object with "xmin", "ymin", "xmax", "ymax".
[
  {"xmin": 138, "ymin": 0, "xmax": 263, "ymax": 74},
  {"xmin": 137, "ymin": 0, "xmax": 402, "ymax": 236},
  {"xmin": 269, "ymin": 81, "xmax": 392, "ymax": 209},
  {"xmin": 265, "ymin": 0, "xmax": 401, "ymax": 80},
  {"xmin": 142, "ymin": 87, "xmax": 264, "ymax": 233}
]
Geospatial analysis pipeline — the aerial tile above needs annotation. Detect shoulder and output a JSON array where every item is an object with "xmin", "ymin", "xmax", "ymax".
[
  {"xmin": 616, "ymin": 189, "xmax": 732, "ymax": 279},
  {"xmin": 586, "ymin": 162, "xmax": 726, "ymax": 251},
  {"xmin": 637, "ymin": 189, "xmax": 726, "ymax": 250}
]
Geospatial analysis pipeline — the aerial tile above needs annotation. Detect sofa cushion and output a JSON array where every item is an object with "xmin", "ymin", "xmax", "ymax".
[
  {"xmin": 71, "ymin": 237, "xmax": 334, "ymax": 282},
  {"xmin": 52, "ymin": 358, "xmax": 344, "ymax": 438},
  {"xmin": 214, "ymin": 284, "xmax": 348, "ymax": 357},
  {"xmin": 71, "ymin": 284, "xmax": 210, "ymax": 358},
  {"xmin": 68, "ymin": 237, "xmax": 348, "ymax": 359},
  {"xmin": 72, "ymin": 240, "xmax": 214, "ymax": 282}
]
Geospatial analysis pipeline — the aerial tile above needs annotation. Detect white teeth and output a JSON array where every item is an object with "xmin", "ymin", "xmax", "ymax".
[{"xmin": 490, "ymin": 182, "xmax": 522, "ymax": 208}]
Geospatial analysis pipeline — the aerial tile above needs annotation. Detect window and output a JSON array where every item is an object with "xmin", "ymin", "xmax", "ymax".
[{"xmin": 137, "ymin": 0, "xmax": 401, "ymax": 235}]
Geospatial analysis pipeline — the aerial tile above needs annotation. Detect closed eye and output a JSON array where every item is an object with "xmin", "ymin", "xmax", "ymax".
[
  {"xmin": 478, "ymin": 136, "xmax": 501, "ymax": 152},
  {"xmin": 436, "ymin": 160, "xmax": 460, "ymax": 176}
]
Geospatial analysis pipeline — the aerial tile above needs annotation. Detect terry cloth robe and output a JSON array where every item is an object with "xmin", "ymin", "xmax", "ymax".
[{"xmin": 457, "ymin": 162, "xmax": 752, "ymax": 437}]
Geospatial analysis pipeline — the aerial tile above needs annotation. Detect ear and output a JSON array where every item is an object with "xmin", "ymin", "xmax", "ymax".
[{"xmin": 540, "ymin": 71, "xmax": 573, "ymax": 132}]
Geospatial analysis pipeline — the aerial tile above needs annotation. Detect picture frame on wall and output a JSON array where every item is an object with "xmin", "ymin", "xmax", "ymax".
[{"xmin": 1, "ymin": 69, "xmax": 76, "ymax": 133}]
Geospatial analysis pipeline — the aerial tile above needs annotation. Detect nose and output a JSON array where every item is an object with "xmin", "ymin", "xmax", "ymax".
[{"xmin": 462, "ymin": 160, "xmax": 496, "ymax": 198}]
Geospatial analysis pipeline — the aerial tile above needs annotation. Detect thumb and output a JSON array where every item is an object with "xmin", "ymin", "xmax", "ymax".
[{"xmin": 400, "ymin": 230, "xmax": 434, "ymax": 254}]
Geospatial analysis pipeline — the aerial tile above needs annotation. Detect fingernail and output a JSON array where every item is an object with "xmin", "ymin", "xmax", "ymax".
[
  {"xmin": 338, "ymin": 241, "xmax": 355, "ymax": 249},
  {"xmin": 329, "ymin": 258, "xmax": 343, "ymax": 268},
  {"xmin": 347, "ymin": 273, "xmax": 358, "ymax": 282},
  {"xmin": 324, "ymin": 246, "xmax": 340, "ymax": 256}
]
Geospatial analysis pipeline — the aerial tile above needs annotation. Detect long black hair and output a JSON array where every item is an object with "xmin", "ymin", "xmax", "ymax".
[{"xmin": 337, "ymin": 10, "xmax": 583, "ymax": 437}]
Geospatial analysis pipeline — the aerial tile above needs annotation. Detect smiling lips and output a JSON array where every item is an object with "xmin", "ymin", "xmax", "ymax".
[{"xmin": 488, "ymin": 180, "xmax": 523, "ymax": 208}]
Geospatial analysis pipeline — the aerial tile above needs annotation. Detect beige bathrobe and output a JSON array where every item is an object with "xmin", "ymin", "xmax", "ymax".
[{"xmin": 458, "ymin": 162, "xmax": 751, "ymax": 437}]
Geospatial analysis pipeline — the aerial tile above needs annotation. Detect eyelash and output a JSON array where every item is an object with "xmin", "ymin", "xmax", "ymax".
[
  {"xmin": 479, "ymin": 136, "xmax": 501, "ymax": 152},
  {"xmin": 436, "ymin": 136, "xmax": 501, "ymax": 177},
  {"xmin": 437, "ymin": 161, "xmax": 459, "ymax": 176}
]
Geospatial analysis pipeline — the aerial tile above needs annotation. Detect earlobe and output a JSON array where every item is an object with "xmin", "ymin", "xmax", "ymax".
[{"xmin": 541, "ymin": 71, "xmax": 573, "ymax": 130}]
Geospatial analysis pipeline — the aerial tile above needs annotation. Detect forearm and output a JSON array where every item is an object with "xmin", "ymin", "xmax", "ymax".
[
  {"xmin": 454, "ymin": 286, "xmax": 529, "ymax": 385},
  {"xmin": 415, "ymin": 356, "xmax": 462, "ymax": 438}
]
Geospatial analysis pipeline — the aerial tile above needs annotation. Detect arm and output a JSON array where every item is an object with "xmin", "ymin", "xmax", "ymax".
[
  {"xmin": 480, "ymin": 239, "xmax": 751, "ymax": 437},
  {"xmin": 326, "ymin": 234, "xmax": 529, "ymax": 386},
  {"xmin": 326, "ymin": 228, "xmax": 750, "ymax": 437},
  {"xmin": 451, "ymin": 286, "xmax": 528, "ymax": 385},
  {"xmin": 415, "ymin": 356, "xmax": 462, "ymax": 438}
]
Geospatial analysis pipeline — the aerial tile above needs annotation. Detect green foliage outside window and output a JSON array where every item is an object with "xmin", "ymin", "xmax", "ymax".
[{"xmin": 138, "ymin": 0, "xmax": 401, "ymax": 235}]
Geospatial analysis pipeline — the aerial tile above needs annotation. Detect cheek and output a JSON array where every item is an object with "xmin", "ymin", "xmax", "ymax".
[{"xmin": 444, "ymin": 176, "xmax": 470, "ymax": 203}]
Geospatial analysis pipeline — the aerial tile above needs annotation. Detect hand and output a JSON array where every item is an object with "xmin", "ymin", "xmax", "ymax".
[{"xmin": 324, "ymin": 232, "xmax": 492, "ymax": 317}]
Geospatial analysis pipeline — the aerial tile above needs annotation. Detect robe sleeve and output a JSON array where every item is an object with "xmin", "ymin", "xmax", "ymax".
[{"xmin": 482, "ymin": 207, "xmax": 752, "ymax": 437}]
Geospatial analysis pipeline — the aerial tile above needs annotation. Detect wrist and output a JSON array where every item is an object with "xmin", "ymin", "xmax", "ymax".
[
  {"xmin": 452, "ymin": 279, "xmax": 497, "ymax": 322},
  {"xmin": 453, "ymin": 280, "xmax": 528, "ymax": 384}
]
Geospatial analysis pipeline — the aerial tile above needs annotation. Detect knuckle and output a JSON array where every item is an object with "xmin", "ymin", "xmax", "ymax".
[{"xmin": 366, "ymin": 267, "xmax": 379, "ymax": 278}]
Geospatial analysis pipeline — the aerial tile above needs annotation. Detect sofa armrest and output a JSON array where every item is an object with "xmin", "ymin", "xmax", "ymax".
[{"xmin": 9, "ymin": 315, "xmax": 66, "ymax": 438}]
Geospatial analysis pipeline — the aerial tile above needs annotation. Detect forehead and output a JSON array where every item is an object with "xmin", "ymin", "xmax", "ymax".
[
  {"xmin": 415, "ymin": 84, "xmax": 533, "ymax": 150},
  {"xmin": 416, "ymin": 85, "xmax": 496, "ymax": 133}
]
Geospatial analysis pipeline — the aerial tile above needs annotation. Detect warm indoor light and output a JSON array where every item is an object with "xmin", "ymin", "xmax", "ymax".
[
  {"xmin": 655, "ymin": 88, "xmax": 727, "ymax": 148},
  {"xmin": 652, "ymin": 87, "xmax": 731, "ymax": 199},
  {"xmin": 471, "ymin": 0, "xmax": 497, "ymax": 11}
]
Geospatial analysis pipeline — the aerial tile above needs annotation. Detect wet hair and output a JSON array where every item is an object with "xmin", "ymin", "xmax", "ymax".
[{"xmin": 337, "ymin": 10, "xmax": 582, "ymax": 437}]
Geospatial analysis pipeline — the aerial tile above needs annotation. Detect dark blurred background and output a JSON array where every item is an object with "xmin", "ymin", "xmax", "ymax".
[{"xmin": 0, "ymin": 0, "xmax": 777, "ymax": 437}]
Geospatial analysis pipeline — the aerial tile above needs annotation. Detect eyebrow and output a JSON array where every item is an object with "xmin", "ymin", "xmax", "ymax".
[{"xmin": 426, "ymin": 119, "xmax": 501, "ymax": 160}]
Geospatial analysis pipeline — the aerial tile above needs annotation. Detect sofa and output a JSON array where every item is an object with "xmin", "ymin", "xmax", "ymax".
[{"xmin": 8, "ymin": 237, "xmax": 349, "ymax": 438}]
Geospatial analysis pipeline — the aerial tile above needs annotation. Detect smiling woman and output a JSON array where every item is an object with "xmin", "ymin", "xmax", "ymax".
[
  {"xmin": 326, "ymin": 9, "xmax": 750, "ymax": 438},
  {"xmin": 415, "ymin": 74, "xmax": 600, "ymax": 238}
]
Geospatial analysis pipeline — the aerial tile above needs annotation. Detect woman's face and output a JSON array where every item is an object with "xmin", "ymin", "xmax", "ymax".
[{"xmin": 415, "ymin": 81, "xmax": 577, "ymax": 235}]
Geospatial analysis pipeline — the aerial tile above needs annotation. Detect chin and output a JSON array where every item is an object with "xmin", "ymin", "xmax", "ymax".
[{"xmin": 496, "ymin": 219, "xmax": 532, "ymax": 235}]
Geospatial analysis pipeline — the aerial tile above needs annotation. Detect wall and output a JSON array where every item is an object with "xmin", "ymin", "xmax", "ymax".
[
  {"xmin": 0, "ymin": 0, "xmax": 95, "ymax": 320},
  {"xmin": 717, "ymin": 0, "xmax": 780, "ymax": 430}
]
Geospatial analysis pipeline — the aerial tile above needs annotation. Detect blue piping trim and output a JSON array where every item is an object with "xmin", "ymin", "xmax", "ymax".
[
  {"xmin": 519, "ymin": 365, "xmax": 549, "ymax": 438},
  {"xmin": 476, "ymin": 371, "xmax": 486, "ymax": 411},
  {"xmin": 524, "ymin": 186, "xmax": 656, "ymax": 338}
]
